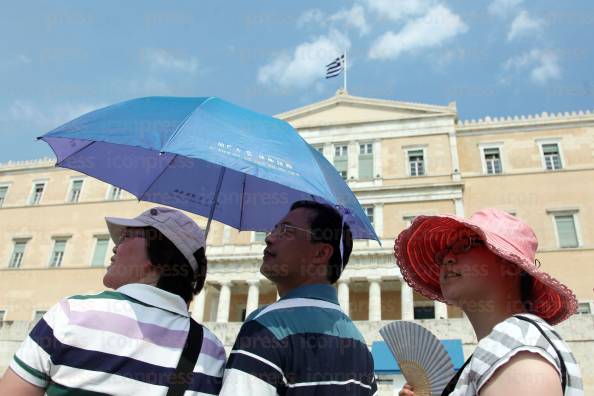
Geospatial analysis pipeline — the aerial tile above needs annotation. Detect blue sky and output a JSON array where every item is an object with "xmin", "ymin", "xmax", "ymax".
[{"xmin": 1, "ymin": 0, "xmax": 592, "ymax": 162}]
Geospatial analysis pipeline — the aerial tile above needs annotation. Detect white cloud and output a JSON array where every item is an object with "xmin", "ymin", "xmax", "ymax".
[
  {"xmin": 258, "ymin": 30, "xmax": 350, "ymax": 90},
  {"xmin": 507, "ymin": 11, "xmax": 543, "ymax": 41},
  {"xmin": 297, "ymin": 5, "xmax": 369, "ymax": 36},
  {"xmin": 368, "ymin": 5, "xmax": 468, "ymax": 60},
  {"xmin": 297, "ymin": 9, "xmax": 325, "ymax": 28},
  {"xmin": 143, "ymin": 48, "xmax": 199, "ymax": 74},
  {"xmin": 488, "ymin": 0, "xmax": 523, "ymax": 17},
  {"xmin": 365, "ymin": 0, "xmax": 435, "ymax": 21},
  {"xmin": 329, "ymin": 5, "xmax": 370, "ymax": 36},
  {"xmin": 5, "ymin": 100, "xmax": 105, "ymax": 127},
  {"xmin": 504, "ymin": 49, "xmax": 561, "ymax": 84}
]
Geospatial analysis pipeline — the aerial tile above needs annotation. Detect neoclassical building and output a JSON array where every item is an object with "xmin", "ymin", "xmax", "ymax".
[{"xmin": 1, "ymin": 92, "xmax": 593, "ymax": 393}]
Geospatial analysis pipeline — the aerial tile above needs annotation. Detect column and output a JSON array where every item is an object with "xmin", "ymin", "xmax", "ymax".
[
  {"xmin": 434, "ymin": 301, "xmax": 449, "ymax": 319},
  {"xmin": 368, "ymin": 277, "xmax": 382, "ymax": 321},
  {"xmin": 454, "ymin": 198, "xmax": 465, "ymax": 217},
  {"xmin": 348, "ymin": 141, "xmax": 358, "ymax": 180},
  {"xmin": 322, "ymin": 143, "xmax": 333, "ymax": 161},
  {"xmin": 401, "ymin": 280, "xmax": 414, "ymax": 320},
  {"xmin": 216, "ymin": 281, "xmax": 232, "ymax": 323},
  {"xmin": 373, "ymin": 140, "xmax": 382, "ymax": 179},
  {"xmin": 448, "ymin": 130, "xmax": 461, "ymax": 182},
  {"xmin": 191, "ymin": 286, "xmax": 207, "ymax": 322},
  {"xmin": 245, "ymin": 280, "xmax": 260, "ymax": 318},
  {"xmin": 374, "ymin": 203, "xmax": 384, "ymax": 239},
  {"xmin": 337, "ymin": 279, "xmax": 350, "ymax": 315},
  {"xmin": 223, "ymin": 225, "xmax": 232, "ymax": 244}
]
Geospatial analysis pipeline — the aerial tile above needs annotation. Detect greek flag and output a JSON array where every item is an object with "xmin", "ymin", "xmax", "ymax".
[{"xmin": 326, "ymin": 55, "xmax": 344, "ymax": 79}]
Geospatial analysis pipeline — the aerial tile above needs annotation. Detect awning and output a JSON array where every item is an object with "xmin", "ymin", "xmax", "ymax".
[{"xmin": 372, "ymin": 339, "xmax": 465, "ymax": 374}]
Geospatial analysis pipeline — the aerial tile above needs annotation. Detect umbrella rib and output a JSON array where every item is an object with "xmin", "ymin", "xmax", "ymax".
[
  {"xmin": 238, "ymin": 173, "xmax": 246, "ymax": 230},
  {"xmin": 161, "ymin": 97, "xmax": 216, "ymax": 153},
  {"xmin": 205, "ymin": 167, "xmax": 226, "ymax": 238},
  {"xmin": 52, "ymin": 140, "xmax": 96, "ymax": 166},
  {"xmin": 138, "ymin": 154, "xmax": 178, "ymax": 202}
]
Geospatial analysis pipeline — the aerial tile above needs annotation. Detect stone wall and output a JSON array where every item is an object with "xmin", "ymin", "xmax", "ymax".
[{"xmin": 2, "ymin": 316, "xmax": 592, "ymax": 395}]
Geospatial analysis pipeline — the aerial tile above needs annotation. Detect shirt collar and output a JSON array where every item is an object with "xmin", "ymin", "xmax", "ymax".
[
  {"xmin": 280, "ymin": 284, "xmax": 339, "ymax": 305},
  {"xmin": 117, "ymin": 283, "xmax": 189, "ymax": 317}
]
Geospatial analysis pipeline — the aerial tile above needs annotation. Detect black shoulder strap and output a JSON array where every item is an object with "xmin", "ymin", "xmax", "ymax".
[
  {"xmin": 514, "ymin": 315, "xmax": 567, "ymax": 394},
  {"xmin": 441, "ymin": 354, "xmax": 473, "ymax": 396},
  {"xmin": 167, "ymin": 318, "xmax": 204, "ymax": 396}
]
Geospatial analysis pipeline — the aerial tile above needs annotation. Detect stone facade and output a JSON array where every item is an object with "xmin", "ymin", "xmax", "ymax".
[{"xmin": 1, "ymin": 92, "xmax": 593, "ymax": 394}]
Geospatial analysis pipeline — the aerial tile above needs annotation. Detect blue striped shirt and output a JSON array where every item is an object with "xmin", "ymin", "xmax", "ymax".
[
  {"xmin": 10, "ymin": 284, "xmax": 226, "ymax": 395},
  {"xmin": 220, "ymin": 284, "xmax": 378, "ymax": 395}
]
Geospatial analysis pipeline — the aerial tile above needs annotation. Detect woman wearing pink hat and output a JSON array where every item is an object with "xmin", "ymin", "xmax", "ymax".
[{"xmin": 394, "ymin": 208, "xmax": 583, "ymax": 396}]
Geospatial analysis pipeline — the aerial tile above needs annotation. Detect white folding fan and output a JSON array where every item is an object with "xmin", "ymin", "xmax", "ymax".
[{"xmin": 379, "ymin": 321, "xmax": 455, "ymax": 396}]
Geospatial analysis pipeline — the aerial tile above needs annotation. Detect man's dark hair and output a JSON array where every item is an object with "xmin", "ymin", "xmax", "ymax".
[
  {"xmin": 290, "ymin": 200, "xmax": 353, "ymax": 283},
  {"xmin": 142, "ymin": 227, "xmax": 207, "ymax": 304}
]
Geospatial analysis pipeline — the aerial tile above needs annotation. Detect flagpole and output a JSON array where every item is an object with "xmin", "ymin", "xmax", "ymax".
[{"xmin": 343, "ymin": 49, "xmax": 348, "ymax": 93}]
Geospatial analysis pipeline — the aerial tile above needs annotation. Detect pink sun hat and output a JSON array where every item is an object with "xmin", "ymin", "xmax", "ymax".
[{"xmin": 394, "ymin": 208, "xmax": 578, "ymax": 325}]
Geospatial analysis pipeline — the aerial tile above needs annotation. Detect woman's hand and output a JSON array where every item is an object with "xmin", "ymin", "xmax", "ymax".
[{"xmin": 399, "ymin": 383, "xmax": 415, "ymax": 396}]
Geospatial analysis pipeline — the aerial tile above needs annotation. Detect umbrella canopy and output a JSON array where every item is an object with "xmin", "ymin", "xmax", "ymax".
[{"xmin": 39, "ymin": 96, "xmax": 379, "ymax": 241}]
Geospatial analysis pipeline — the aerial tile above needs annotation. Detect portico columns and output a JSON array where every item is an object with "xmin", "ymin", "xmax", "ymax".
[
  {"xmin": 337, "ymin": 279, "xmax": 350, "ymax": 315},
  {"xmin": 368, "ymin": 277, "xmax": 382, "ymax": 321},
  {"xmin": 401, "ymin": 280, "xmax": 414, "ymax": 320},
  {"xmin": 246, "ymin": 280, "xmax": 260, "ymax": 318},
  {"xmin": 191, "ymin": 286, "xmax": 206, "ymax": 322},
  {"xmin": 216, "ymin": 281, "xmax": 232, "ymax": 323},
  {"xmin": 434, "ymin": 301, "xmax": 449, "ymax": 319}
]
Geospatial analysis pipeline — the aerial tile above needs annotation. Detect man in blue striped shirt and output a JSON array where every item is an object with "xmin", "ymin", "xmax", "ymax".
[{"xmin": 220, "ymin": 200, "xmax": 378, "ymax": 395}]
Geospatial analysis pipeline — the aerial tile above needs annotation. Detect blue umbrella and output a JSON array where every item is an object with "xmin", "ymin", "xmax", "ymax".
[{"xmin": 39, "ymin": 96, "xmax": 379, "ymax": 241}]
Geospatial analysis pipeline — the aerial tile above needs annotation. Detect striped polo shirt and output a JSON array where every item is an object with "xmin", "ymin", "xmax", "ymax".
[
  {"xmin": 452, "ymin": 313, "xmax": 583, "ymax": 395},
  {"xmin": 220, "ymin": 284, "xmax": 378, "ymax": 396},
  {"xmin": 10, "ymin": 283, "xmax": 226, "ymax": 395}
]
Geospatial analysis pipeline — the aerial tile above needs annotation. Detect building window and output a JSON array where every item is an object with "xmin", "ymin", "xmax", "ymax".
[
  {"xmin": 91, "ymin": 236, "xmax": 110, "ymax": 267},
  {"xmin": 358, "ymin": 143, "xmax": 374, "ymax": 179},
  {"xmin": 483, "ymin": 147, "xmax": 502, "ymax": 174},
  {"xmin": 0, "ymin": 310, "xmax": 5, "ymax": 322},
  {"xmin": 541, "ymin": 143, "xmax": 563, "ymax": 170},
  {"xmin": 0, "ymin": 185, "xmax": 8, "ymax": 208},
  {"xmin": 554, "ymin": 214, "xmax": 579, "ymax": 248},
  {"xmin": 313, "ymin": 145, "xmax": 324, "ymax": 154},
  {"xmin": 577, "ymin": 302, "xmax": 591, "ymax": 314},
  {"xmin": 68, "ymin": 179, "xmax": 84, "ymax": 203},
  {"xmin": 407, "ymin": 149, "xmax": 425, "ymax": 176},
  {"xmin": 9, "ymin": 240, "xmax": 28, "ymax": 268},
  {"xmin": 363, "ymin": 206, "xmax": 374, "ymax": 226},
  {"xmin": 49, "ymin": 239, "xmax": 68, "ymax": 267},
  {"xmin": 29, "ymin": 182, "xmax": 46, "ymax": 205},
  {"xmin": 108, "ymin": 185, "xmax": 122, "ymax": 200},
  {"xmin": 334, "ymin": 145, "xmax": 348, "ymax": 180},
  {"xmin": 253, "ymin": 232, "xmax": 266, "ymax": 243}
]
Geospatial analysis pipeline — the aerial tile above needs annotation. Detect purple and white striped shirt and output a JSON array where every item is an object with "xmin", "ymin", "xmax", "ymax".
[{"xmin": 11, "ymin": 283, "xmax": 226, "ymax": 395}]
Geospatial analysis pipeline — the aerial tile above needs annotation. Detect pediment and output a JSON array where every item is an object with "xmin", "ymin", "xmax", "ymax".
[{"xmin": 276, "ymin": 91, "xmax": 457, "ymax": 129}]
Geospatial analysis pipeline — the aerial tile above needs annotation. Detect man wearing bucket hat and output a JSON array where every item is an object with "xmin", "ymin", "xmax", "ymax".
[
  {"xmin": 0, "ymin": 207, "xmax": 226, "ymax": 396},
  {"xmin": 394, "ymin": 208, "xmax": 583, "ymax": 396}
]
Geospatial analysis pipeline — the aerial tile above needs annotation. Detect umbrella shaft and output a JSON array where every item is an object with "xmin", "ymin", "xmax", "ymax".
[{"xmin": 205, "ymin": 167, "xmax": 226, "ymax": 239}]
